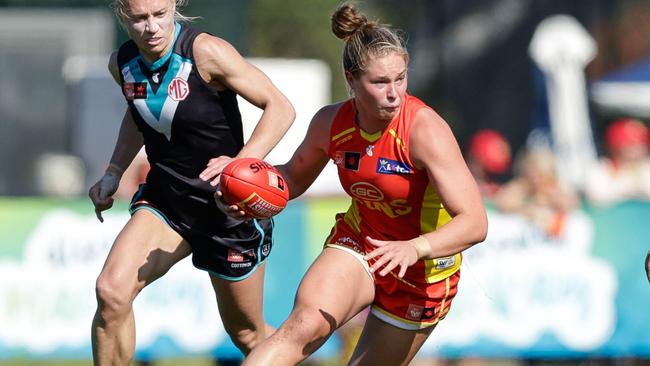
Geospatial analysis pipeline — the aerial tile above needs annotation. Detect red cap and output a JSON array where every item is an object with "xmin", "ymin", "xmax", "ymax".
[
  {"xmin": 605, "ymin": 118, "xmax": 649, "ymax": 151},
  {"xmin": 469, "ymin": 129, "xmax": 512, "ymax": 174}
]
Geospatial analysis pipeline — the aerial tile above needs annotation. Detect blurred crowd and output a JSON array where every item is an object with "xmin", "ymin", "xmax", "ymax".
[{"xmin": 466, "ymin": 117, "xmax": 650, "ymax": 239}]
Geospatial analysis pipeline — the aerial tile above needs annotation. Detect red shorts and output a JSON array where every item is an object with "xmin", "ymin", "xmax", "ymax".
[{"xmin": 325, "ymin": 214, "xmax": 460, "ymax": 330}]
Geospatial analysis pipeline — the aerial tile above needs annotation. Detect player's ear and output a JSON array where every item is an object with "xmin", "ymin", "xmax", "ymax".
[{"xmin": 345, "ymin": 70, "xmax": 355, "ymax": 91}]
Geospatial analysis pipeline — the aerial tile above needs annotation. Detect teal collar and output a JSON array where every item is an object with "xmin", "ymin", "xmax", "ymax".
[{"xmin": 141, "ymin": 22, "xmax": 181, "ymax": 71}]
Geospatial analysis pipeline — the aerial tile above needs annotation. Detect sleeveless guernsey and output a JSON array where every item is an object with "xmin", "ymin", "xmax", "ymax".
[{"xmin": 327, "ymin": 94, "xmax": 462, "ymax": 285}]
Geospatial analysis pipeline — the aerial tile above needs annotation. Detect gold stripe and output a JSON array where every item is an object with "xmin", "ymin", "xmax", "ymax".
[
  {"xmin": 420, "ymin": 185, "xmax": 461, "ymax": 283},
  {"xmin": 439, "ymin": 276, "xmax": 451, "ymax": 316},
  {"xmin": 359, "ymin": 128, "xmax": 382, "ymax": 142},
  {"xmin": 343, "ymin": 201, "xmax": 362, "ymax": 234},
  {"xmin": 388, "ymin": 128, "xmax": 404, "ymax": 148},
  {"xmin": 331, "ymin": 127, "xmax": 356, "ymax": 142}
]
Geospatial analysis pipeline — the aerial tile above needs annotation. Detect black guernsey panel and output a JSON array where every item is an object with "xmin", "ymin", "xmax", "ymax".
[{"xmin": 116, "ymin": 23, "xmax": 244, "ymax": 195}]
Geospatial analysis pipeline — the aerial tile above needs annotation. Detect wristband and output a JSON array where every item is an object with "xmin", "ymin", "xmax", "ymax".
[
  {"xmin": 409, "ymin": 235, "xmax": 432, "ymax": 259},
  {"xmin": 98, "ymin": 171, "xmax": 121, "ymax": 200},
  {"xmin": 106, "ymin": 163, "xmax": 125, "ymax": 176}
]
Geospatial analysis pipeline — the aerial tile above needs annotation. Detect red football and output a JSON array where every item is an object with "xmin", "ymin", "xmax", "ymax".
[{"xmin": 220, "ymin": 158, "xmax": 290, "ymax": 219}]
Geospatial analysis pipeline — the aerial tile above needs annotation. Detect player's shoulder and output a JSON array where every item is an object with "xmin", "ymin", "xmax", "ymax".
[
  {"xmin": 311, "ymin": 101, "xmax": 348, "ymax": 131},
  {"xmin": 108, "ymin": 51, "xmax": 120, "ymax": 83},
  {"xmin": 411, "ymin": 99, "xmax": 448, "ymax": 134},
  {"xmin": 193, "ymin": 32, "xmax": 239, "ymax": 59},
  {"xmin": 315, "ymin": 101, "xmax": 346, "ymax": 121}
]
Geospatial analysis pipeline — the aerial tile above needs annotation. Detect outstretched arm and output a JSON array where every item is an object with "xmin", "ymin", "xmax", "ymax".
[
  {"xmin": 194, "ymin": 34, "xmax": 296, "ymax": 184},
  {"xmin": 366, "ymin": 108, "xmax": 487, "ymax": 277},
  {"xmin": 275, "ymin": 104, "xmax": 338, "ymax": 199}
]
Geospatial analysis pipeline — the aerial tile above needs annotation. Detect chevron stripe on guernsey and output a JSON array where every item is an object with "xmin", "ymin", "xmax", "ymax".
[{"xmin": 121, "ymin": 57, "xmax": 193, "ymax": 141}]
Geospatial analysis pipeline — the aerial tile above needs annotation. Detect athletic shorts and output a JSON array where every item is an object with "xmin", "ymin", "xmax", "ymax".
[
  {"xmin": 128, "ymin": 169, "xmax": 273, "ymax": 281},
  {"xmin": 325, "ymin": 213, "xmax": 460, "ymax": 330}
]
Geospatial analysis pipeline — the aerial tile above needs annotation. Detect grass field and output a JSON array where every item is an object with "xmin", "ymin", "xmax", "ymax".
[{"xmin": 0, "ymin": 358, "xmax": 214, "ymax": 366}]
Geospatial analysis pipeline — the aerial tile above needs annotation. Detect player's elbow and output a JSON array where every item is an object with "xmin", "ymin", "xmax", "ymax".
[
  {"xmin": 472, "ymin": 211, "xmax": 488, "ymax": 244},
  {"xmin": 276, "ymin": 95, "xmax": 296, "ymax": 129}
]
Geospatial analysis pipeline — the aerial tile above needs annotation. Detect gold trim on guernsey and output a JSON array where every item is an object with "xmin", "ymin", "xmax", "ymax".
[
  {"xmin": 343, "ymin": 201, "xmax": 363, "ymax": 234},
  {"xmin": 331, "ymin": 127, "xmax": 356, "ymax": 142},
  {"xmin": 424, "ymin": 254, "xmax": 461, "ymax": 283},
  {"xmin": 359, "ymin": 128, "xmax": 382, "ymax": 142},
  {"xmin": 419, "ymin": 184, "xmax": 462, "ymax": 283},
  {"xmin": 388, "ymin": 128, "xmax": 406, "ymax": 150}
]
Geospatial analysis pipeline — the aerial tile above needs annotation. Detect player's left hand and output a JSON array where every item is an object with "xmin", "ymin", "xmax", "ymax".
[
  {"xmin": 214, "ymin": 189, "xmax": 249, "ymax": 221},
  {"xmin": 364, "ymin": 236, "xmax": 419, "ymax": 278},
  {"xmin": 200, "ymin": 155, "xmax": 234, "ymax": 186}
]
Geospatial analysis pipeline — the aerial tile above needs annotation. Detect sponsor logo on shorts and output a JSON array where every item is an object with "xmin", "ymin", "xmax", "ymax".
[
  {"xmin": 421, "ymin": 307, "xmax": 436, "ymax": 320},
  {"xmin": 231, "ymin": 262, "xmax": 253, "ymax": 269},
  {"xmin": 406, "ymin": 304, "xmax": 424, "ymax": 321},
  {"xmin": 435, "ymin": 256, "xmax": 456, "ymax": 270},
  {"xmin": 261, "ymin": 243, "xmax": 271, "ymax": 257},
  {"xmin": 227, "ymin": 249, "xmax": 256, "ymax": 263},
  {"xmin": 376, "ymin": 158, "xmax": 413, "ymax": 175},
  {"xmin": 335, "ymin": 236, "xmax": 363, "ymax": 254}
]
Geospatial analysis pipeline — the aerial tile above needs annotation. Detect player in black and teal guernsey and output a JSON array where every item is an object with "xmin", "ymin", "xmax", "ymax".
[{"xmin": 88, "ymin": 0, "xmax": 295, "ymax": 364}]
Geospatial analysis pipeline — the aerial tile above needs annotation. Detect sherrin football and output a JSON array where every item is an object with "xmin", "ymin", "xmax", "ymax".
[{"xmin": 219, "ymin": 158, "xmax": 290, "ymax": 219}]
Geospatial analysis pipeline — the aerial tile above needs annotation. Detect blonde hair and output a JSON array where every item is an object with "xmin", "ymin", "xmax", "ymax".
[
  {"xmin": 331, "ymin": 2, "xmax": 409, "ymax": 77},
  {"xmin": 111, "ymin": 0, "xmax": 196, "ymax": 27}
]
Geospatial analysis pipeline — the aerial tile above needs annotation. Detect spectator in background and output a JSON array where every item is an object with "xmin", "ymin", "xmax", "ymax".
[
  {"xmin": 466, "ymin": 129, "xmax": 512, "ymax": 199},
  {"xmin": 493, "ymin": 146, "xmax": 579, "ymax": 238},
  {"xmin": 585, "ymin": 118, "xmax": 650, "ymax": 206}
]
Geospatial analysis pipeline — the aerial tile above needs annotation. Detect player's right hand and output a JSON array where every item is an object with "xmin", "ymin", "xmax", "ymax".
[{"xmin": 89, "ymin": 172, "xmax": 121, "ymax": 223}]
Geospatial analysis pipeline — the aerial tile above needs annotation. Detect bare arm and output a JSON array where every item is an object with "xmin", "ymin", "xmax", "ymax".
[
  {"xmin": 105, "ymin": 51, "xmax": 145, "ymax": 173},
  {"xmin": 411, "ymin": 108, "xmax": 487, "ymax": 258},
  {"xmin": 88, "ymin": 52, "xmax": 144, "ymax": 222},
  {"xmin": 366, "ymin": 108, "xmax": 487, "ymax": 277},
  {"xmin": 276, "ymin": 104, "xmax": 338, "ymax": 199},
  {"xmin": 194, "ymin": 34, "xmax": 296, "ymax": 184}
]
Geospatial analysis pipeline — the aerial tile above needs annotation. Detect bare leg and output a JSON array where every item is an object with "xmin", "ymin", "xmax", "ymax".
[
  {"xmin": 348, "ymin": 313, "xmax": 435, "ymax": 366},
  {"xmin": 92, "ymin": 210, "xmax": 191, "ymax": 365},
  {"xmin": 210, "ymin": 262, "xmax": 275, "ymax": 354},
  {"xmin": 242, "ymin": 248, "xmax": 375, "ymax": 366}
]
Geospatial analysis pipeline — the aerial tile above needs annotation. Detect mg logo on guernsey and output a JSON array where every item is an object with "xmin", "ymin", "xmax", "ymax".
[
  {"xmin": 168, "ymin": 77, "xmax": 190, "ymax": 101},
  {"xmin": 350, "ymin": 182, "xmax": 384, "ymax": 201}
]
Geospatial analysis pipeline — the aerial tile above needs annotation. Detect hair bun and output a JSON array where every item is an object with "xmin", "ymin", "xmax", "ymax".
[{"xmin": 331, "ymin": 3, "xmax": 371, "ymax": 41}]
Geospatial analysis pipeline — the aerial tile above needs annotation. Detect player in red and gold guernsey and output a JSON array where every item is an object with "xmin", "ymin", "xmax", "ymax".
[{"xmin": 239, "ymin": 3, "xmax": 487, "ymax": 365}]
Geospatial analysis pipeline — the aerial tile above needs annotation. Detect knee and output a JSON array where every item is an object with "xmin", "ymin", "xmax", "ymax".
[
  {"xmin": 94, "ymin": 273, "xmax": 136, "ymax": 320},
  {"xmin": 280, "ymin": 307, "xmax": 336, "ymax": 346},
  {"xmin": 224, "ymin": 324, "xmax": 272, "ymax": 354}
]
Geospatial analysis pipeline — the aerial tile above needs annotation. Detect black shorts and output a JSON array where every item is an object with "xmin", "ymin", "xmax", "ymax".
[{"xmin": 128, "ymin": 168, "xmax": 273, "ymax": 281}]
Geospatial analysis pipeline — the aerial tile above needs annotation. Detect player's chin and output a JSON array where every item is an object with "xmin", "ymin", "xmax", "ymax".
[{"xmin": 378, "ymin": 109, "xmax": 398, "ymax": 121}]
